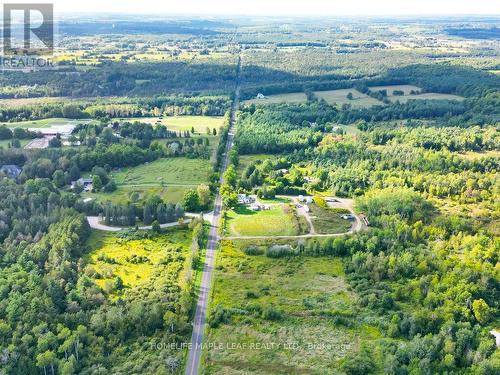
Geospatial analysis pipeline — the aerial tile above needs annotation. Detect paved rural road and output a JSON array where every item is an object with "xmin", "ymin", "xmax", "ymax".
[{"xmin": 185, "ymin": 55, "xmax": 241, "ymax": 375}]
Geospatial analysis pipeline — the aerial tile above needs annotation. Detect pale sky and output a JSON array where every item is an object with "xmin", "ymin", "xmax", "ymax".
[{"xmin": 30, "ymin": 0, "xmax": 500, "ymax": 16}]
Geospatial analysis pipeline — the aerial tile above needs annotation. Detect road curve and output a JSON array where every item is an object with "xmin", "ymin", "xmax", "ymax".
[{"xmin": 184, "ymin": 55, "xmax": 241, "ymax": 375}]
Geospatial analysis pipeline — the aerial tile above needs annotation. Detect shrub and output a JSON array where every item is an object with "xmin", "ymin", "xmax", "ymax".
[
  {"xmin": 208, "ymin": 304, "xmax": 231, "ymax": 328},
  {"xmin": 266, "ymin": 244, "xmax": 296, "ymax": 258},
  {"xmin": 243, "ymin": 246, "xmax": 264, "ymax": 256},
  {"xmin": 313, "ymin": 195, "xmax": 328, "ymax": 208},
  {"xmin": 245, "ymin": 291, "xmax": 260, "ymax": 299},
  {"xmin": 261, "ymin": 305, "xmax": 284, "ymax": 321}
]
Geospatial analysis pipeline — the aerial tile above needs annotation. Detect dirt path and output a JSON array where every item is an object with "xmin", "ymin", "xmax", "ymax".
[{"xmin": 87, "ymin": 212, "xmax": 213, "ymax": 232}]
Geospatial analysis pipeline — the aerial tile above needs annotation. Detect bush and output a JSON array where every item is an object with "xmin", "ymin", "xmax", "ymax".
[
  {"xmin": 341, "ymin": 347, "xmax": 376, "ymax": 375},
  {"xmin": 266, "ymin": 244, "xmax": 296, "ymax": 258},
  {"xmin": 243, "ymin": 246, "xmax": 264, "ymax": 256},
  {"xmin": 313, "ymin": 195, "xmax": 328, "ymax": 208},
  {"xmin": 208, "ymin": 304, "xmax": 231, "ymax": 328},
  {"xmin": 261, "ymin": 305, "xmax": 284, "ymax": 321}
]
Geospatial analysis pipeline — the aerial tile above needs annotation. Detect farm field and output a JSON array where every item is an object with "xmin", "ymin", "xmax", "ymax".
[
  {"xmin": 224, "ymin": 205, "xmax": 302, "ymax": 237},
  {"xmin": 243, "ymin": 92, "xmax": 307, "ymax": 105},
  {"xmin": 368, "ymin": 84, "xmax": 422, "ymax": 95},
  {"xmin": 368, "ymin": 85, "xmax": 465, "ymax": 102},
  {"xmin": 390, "ymin": 92, "xmax": 465, "ymax": 102},
  {"xmin": 315, "ymin": 88, "xmax": 383, "ymax": 108},
  {"xmin": 113, "ymin": 115, "xmax": 225, "ymax": 133},
  {"xmin": 0, "ymin": 96, "xmax": 68, "ymax": 107},
  {"xmin": 204, "ymin": 241, "xmax": 383, "ymax": 374},
  {"xmin": 0, "ymin": 117, "xmax": 94, "ymax": 129}
]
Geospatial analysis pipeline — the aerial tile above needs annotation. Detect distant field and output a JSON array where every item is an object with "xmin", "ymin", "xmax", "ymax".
[
  {"xmin": 114, "ymin": 116, "xmax": 225, "ymax": 133},
  {"xmin": 391, "ymin": 93, "xmax": 465, "ymax": 102},
  {"xmin": 243, "ymin": 92, "xmax": 307, "ymax": 105},
  {"xmin": 368, "ymin": 85, "xmax": 464, "ymax": 102},
  {"xmin": 369, "ymin": 84, "xmax": 422, "ymax": 95},
  {"xmin": 331, "ymin": 124, "xmax": 361, "ymax": 135},
  {"xmin": 205, "ymin": 241, "xmax": 382, "ymax": 374},
  {"xmin": 225, "ymin": 205, "xmax": 300, "ymax": 237},
  {"xmin": 0, "ymin": 118, "xmax": 93, "ymax": 129},
  {"xmin": 315, "ymin": 88, "xmax": 383, "ymax": 108},
  {"xmin": 0, "ymin": 97, "xmax": 67, "ymax": 107},
  {"xmin": 0, "ymin": 139, "xmax": 30, "ymax": 149}
]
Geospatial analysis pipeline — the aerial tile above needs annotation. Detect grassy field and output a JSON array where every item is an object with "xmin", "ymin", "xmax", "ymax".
[
  {"xmin": 0, "ymin": 139, "xmax": 31, "ymax": 149},
  {"xmin": 0, "ymin": 118, "xmax": 94, "ymax": 129},
  {"xmin": 85, "ymin": 228, "xmax": 192, "ymax": 298},
  {"xmin": 113, "ymin": 116, "xmax": 225, "ymax": 133},
  {"xmin": 87, "ymin": 185, "xmax": 190, "ymax": 205},
  {"xmin": 85, "ymin": 157, "xmax": 211, "ymax": 204},
  {"xmin": 0, "ymin": 97, "xmax": 67, "ymax": 107},
  {"xmin": 391, "ymin": 92, "xmax": 465, "ymax": 102},
  {"xmin": 236, "ymin": 154, "xmax": 278, "ymax": 174},
  {"xmin": 315, "ymin": 89, "xmax": 383, "ymax": 108},
  {"xmin": 243, "ymin": 92, "xmax": 308, "ymax": 105},
  {"xmin": 224, "ymin": 205, "xmax": 301, "ymax": 237},
  {"xmin": 112, "ymin": 157, "xmax": 211, "ymax": 186},
  {"xmin": 309, "ymin": 204, "xmax": 352, "ymax": 234},
  {"xmin": 332, "ymin": 124, "xmax": 362, "ymax": 135},
  {"xmin": 204, "ymin": 241, "xmax": 383, "ymax": 374},
  {"xmin": 368, "ymin": 85, "xmax": 464, "ymax": 102},
  {"xmin": 368, "ymin": 84, "xmax": 422, "ymax": 95}
]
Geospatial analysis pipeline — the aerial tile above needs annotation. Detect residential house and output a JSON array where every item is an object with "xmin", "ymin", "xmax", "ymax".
[{"xmin": 0, "ymin": 164, "xmax": 22, "ymax": 178}]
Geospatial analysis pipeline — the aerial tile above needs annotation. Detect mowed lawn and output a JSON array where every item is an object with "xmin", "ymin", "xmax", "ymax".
[
  {"xmin": 225, "ymin": 205, "xmax": 300, "ymax": 237},
  {"xmin": 315, "ymin": 88, "xmax": 383, "ymax": 108},
  {"xmin": 204, "ymin": 241, "xmax": 381, "ymax": 374},
  {"xmin": 243, "ymin": 92, "xmax": 307, "ymax": 105}
]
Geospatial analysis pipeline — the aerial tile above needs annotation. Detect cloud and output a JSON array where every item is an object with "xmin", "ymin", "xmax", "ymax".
[{"xmin": 50, "ymin": 0, "xmax": 499, "ymax": 16}]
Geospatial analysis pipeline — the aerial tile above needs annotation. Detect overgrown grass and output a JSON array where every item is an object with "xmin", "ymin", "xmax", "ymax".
[
  {"xmin": 203, "ymin": 240, "xmax": 382, "ymax": 374},
  {"xmin": 315, "ymin": 88, "xmax": 383, "ymax": 108},
  {"xmin": 309, "ymin": 204, "xmax": 352, "ymax": 234},
  {"xmin": 84, "ymin": 228, "xmax": 192, "ymax": 299}
]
